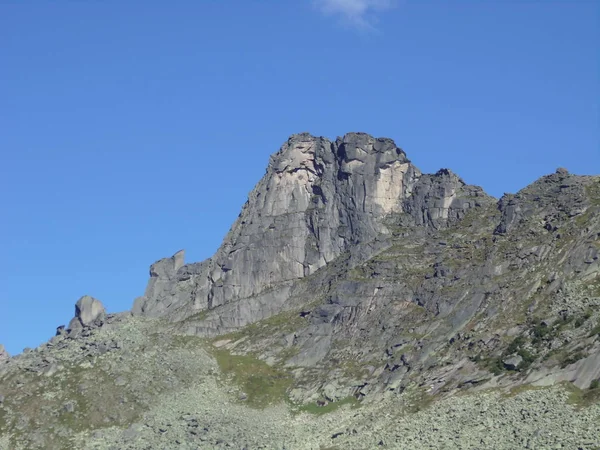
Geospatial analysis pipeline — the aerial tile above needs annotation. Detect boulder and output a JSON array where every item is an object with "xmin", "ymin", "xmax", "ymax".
[
  {"xmin": 68, "ymin": 295, "xmax": 106, "ymax": 331},
  {"xmin": 502, "ymin": 354, "xmax": 523, "ymax": 371}
]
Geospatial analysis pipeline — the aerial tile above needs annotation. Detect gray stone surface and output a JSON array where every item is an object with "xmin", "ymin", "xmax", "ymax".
[
  {"xmin": 127, "ymin": 132, "xmax": 600, "ymax": 402},
  {"xmin": 0, "ymin": 344, "xmax": 8, "ymax": 361},
  {"xmin": 503, "ymin": 354, "xmax": 523, "ymax": 371},
  {"xmin": 1, "ymin": 316, "xmax": 597, "ymax": 450},
  {"xmin": 67, "ymin": 295, "xmax": 106, "ymax": 331},
  {"xmin": 133, "ymin": 133, "xmax": 490, "ymax": 334}
]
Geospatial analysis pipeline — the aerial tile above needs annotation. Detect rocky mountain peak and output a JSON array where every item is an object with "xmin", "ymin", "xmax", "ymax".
[
  {"xmin": 1, "ymin": 133, "xmax": 599, "ymax": 450},
  {"xmin": 131, "ymin": 132, "xmax": 494, "ymax": 333}
]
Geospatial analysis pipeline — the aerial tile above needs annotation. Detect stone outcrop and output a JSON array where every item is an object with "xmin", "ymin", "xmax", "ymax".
[
  {"xmin": 132, "ymin": 133, "xmax": 489, "ymax": 334},
  {"xmin": 402, "ymin": 168, "xmax": 490, "ymax": 228},
  {"xmin": 0, "ymin": 344, "xmax": 9, "ymax": 361},
  {"xmin": 68, "ymin": 295, "xmax": 106, "ymax": 331},
  {"xmin": 132, "ymin": 250, "xmax": 185, "ymax": 316}
]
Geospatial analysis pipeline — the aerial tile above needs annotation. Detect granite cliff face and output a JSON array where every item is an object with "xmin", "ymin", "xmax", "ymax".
[
  {"xmin": 1, "ymin": 132, "xmax": 599, "ymax": 450},
  {"xmin": 127, "ymin": 131, "xmax": 600, "ymax": 398},
  {"xmin": 133, "ymin": 133, "xmax": 421, "ymax": 322},
  {"xmin": 132, "ymin": 133, "xmax": 489, "ymax": 332}
]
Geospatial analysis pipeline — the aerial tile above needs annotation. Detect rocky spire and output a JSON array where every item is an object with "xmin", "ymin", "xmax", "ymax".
[{"xmin": 132, "ymin": 132, "xmax": 491, "ymax": 333}]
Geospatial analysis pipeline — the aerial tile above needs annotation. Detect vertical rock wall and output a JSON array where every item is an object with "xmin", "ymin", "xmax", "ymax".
[{"xmin": 132, "ymin": 132, "xmax": 486, "ymax": 332}]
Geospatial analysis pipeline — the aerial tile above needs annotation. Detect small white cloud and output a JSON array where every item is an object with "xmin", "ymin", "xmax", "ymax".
[{"xmin": 314, "ymin": 0, "xmax": 393, "ymax": 28}]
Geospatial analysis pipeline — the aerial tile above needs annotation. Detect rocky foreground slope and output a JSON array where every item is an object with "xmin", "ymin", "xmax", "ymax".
[{"xmin": 1, "ymin": 132, "xmax": 599, "ymax": 449}]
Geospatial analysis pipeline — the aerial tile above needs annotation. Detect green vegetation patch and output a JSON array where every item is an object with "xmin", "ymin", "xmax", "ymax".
[
  {"xmin": 530, "ymin": 314, "xmax": 582, "ymax": 344},
  {"xmin": 180, "ymin": 309, "xmax": 210, "ymax": 323},
  {"xmin": 404, "ymin": 386, "xmax": 437, "ymax": 413},
  {"xmin": 484, "ymin": 310, "xmax": 599, "ymax": 376},
  {"xmin": 211, "ymin": 348, "xmax": 293, "ymax": 409},
  {"xmin": 295, "ymin": 396, "xmax": 361, "ymax": 416},
  {"xmin": 574, "ymin": 181, "xmax": 600, "ymax": 227},
  {"xmin": 505, "ymin": 383, "xmax": 548, "ymax": 398},
  {"xmin": 481, "ymin": 356, "xmax": 505, "ymax": 376},
  {"xmin": 170, "ymin": 334, "xmax": 209, "ymax": 349},
  {"xmin": 588, "ymin": 322, "xmax": 600, "ymax": 338},
  {"xmin": 585, "ymin": 180, "xmax": 600, "ymax": 206},
  {"xmin": 563, "ymin": 381, "xmax": 600, "ymax": 408},
  {"xmin": 481, "ymin": 335, "xmax": 537, "ymax": 374},
  {"xmin": 559, "ymin": 350, "xmax": 586, "ymax": 369}
]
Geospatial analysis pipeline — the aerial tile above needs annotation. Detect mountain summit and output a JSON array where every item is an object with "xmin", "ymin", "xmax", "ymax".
[
  {"xmin": 1, "ymin": 133, "xmax": 599, "ymax": 449},
  {"xmin": 133, "ymin": 133, "xmax": 490, "ymax": 332}
]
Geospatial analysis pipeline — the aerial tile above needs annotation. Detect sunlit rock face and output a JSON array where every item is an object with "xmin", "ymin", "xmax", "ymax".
[
  {"xmin": 131, "ymin": 132, "xmax": 485, "ymax": 332},
  {"xmin": 67, "ymin": 295, "xmax": 106, "ymax": 332}
]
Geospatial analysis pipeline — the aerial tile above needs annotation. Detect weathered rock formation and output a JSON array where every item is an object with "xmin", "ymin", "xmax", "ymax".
[
  {"xmin": 132, "ymin": 133, "xmax": 490, "ymax": 334},
  {"xmin": 67, "ymin": 295, "xmax": 106, "ymax": 331},
  {"xmin": 0, "ymin": 344, "xmax": 8, "ymax": 362},
  {"xmin": 129, "ymin": 134, "xmax": 600, "ymax": 400},
  {"xmin": 1, "ymin": 132, "xmax": 599, "ymax": 450}
]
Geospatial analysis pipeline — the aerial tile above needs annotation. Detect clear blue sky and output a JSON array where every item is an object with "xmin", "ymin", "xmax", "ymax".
[{"xmin": 1, "ymin": 1, "xmax": 598, "ymax": 355}]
